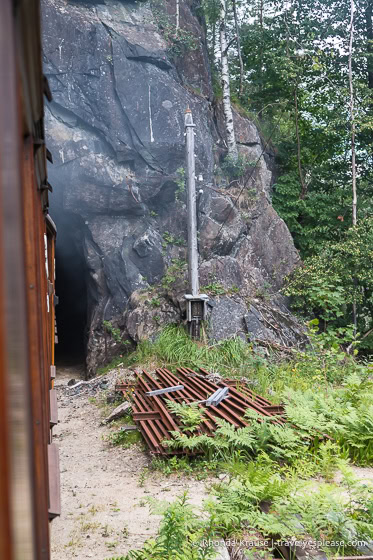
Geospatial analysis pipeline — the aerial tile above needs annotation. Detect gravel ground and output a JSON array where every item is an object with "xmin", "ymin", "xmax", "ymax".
[
  {"xmin": 50, "ymin": 365, "xmax": 373, "ymax": 560},
  {"xmin": 50, "ymin": 365, "xmax": 211, "ymax": 560}
]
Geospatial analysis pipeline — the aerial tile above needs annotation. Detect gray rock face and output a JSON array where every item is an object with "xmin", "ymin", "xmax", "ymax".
[
  {"xmin": 208, "ymin": 296, "xmax": 248, "ymax": 341},
  {"xmin": 43, "ymin": 0, "xmax": 303, "ymax": 374}
]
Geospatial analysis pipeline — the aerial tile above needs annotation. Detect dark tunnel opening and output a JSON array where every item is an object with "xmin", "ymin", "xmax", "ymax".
[{"xmin": 54, "ymin": 210, "xmax": 88, "ymax": 368}]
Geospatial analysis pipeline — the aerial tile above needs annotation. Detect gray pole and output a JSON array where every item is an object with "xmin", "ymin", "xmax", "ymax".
[{"xmin": 185, "ymin": 108, "xmax": 199, "ymax": 297}]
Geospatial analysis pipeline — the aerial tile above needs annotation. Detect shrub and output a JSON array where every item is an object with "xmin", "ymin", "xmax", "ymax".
[
  {"xmin": 284, "ymin": 218, "xmax": 373, "ymax": 352},
  {"xmin": 220, "ymin": 153, "xmax": 254, "ymax": 179}
]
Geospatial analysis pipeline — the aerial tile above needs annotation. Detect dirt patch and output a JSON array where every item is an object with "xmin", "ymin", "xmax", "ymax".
[{"xmin": 51, "ymin": 367, "xmax": 210, "ymax": 559}]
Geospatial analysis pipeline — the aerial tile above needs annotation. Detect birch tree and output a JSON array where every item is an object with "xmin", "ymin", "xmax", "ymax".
[
  {"xmin": 176, "ymin": 0, "xmax": 180, "ymax": 29},
  {"xmin": 348, "ymin": 0, "xmax": 357, "ymax": 228},
  {"xmin": 220, "ymin": 0, "xmax": 238, "ymax": 159},
  {"xmin": 348, "ymin": 0, "xmax": 358, "ymax": 333},
  {"xmin": 232, "ymin": 0, "xmax": 244, "ymax": 96}
]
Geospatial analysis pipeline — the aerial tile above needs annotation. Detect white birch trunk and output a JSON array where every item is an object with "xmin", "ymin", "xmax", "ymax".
[
  {"xmin": 348, "ymin": 0, "xmax": 357, "ymax": 227},
  {"xmin": 176, "ymin": 0, "xmax": 180, "ymax": 30},
  {"xmin": 348, "ymin": 0, "xmax": 358, "ymax": 334},
  {"xmin": 232, "ymin": 0, "xmax": 244, "ymax": 96},
  {"xmin": 220, "ymin": 0, "xmax": 238, "ymax": 159}
]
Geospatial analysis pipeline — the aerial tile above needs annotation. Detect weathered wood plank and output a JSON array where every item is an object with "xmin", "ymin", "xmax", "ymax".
[
  {"xmin": 49, "ymin": 389, "xmax": 58, "ymax": 427},
  {"xmin": 48, "ymin": 444, "xmax": 61, "ymax": 519}
]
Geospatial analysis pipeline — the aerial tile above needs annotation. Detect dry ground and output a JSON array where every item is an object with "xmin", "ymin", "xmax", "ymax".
[
  {"xmin": 51, "ymin": 366, "xmax": 373, "ymax": 560},
  {"xmin": 51, "ymin": 365, "xmax": 210, "ymax": 560}
]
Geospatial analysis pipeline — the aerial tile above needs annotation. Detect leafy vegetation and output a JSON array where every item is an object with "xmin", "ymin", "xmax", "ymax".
[
  {"xmin": 163, "ymin": 373, "xmax": 373, "ymax": 467},
  {"xmin": 162, "ymin": 231, "xmax": 185, "ymax": 248},
  {"xmin": 201, "ymin": 282, "xmax": 240, "ymax": 296},
  {"xmin": 109, "ymin": 322, "xmax": 373, "ymax": 559},
  {"xmin": 124, "ymin": 324, "xmax": 253, "ymax": 376},
  {"xmin": 284, "ymin": 218, "xmax": 373, "ymax": 350},
  {"xmin": 106, "ymin": 493, "xmax": 217, "ymax": 560},
  {"xmin": 150, "ymin": 0, "xmax": 198, "ymax": 57},
  {"xmin": 201, "ymin": 282, "xmax": 226, "ymax": 296},
  {"xmin": 208, "ymin": 460, "xmax": 373, "ymax": 555},
  {"xmin": 124, "ymin": 324, "xmax": 369, "ymax": 391},
  {"xmin": 150, "ymin": 455, "xmax": 219, "ymax": 479},
  {"xmin": 104, "ymin": 428, "xmax": 142, "ymax": 449},
  {"xmin": 103, "ymin": 320, "xmax": 131, "ymax": 349},
  {"xmin": 107, "ymin": 464, "xmax": 373, "ymax": 560},
  {"xmin": 166, "ymin": 401, "xmax": 206, "ymax": 433},
  {"xmin": 201, "ymin": 0, "xmax": 373, "ymax": 350},
  {"xmin": 175, "ymin": 167, "xmax": 186, "ymax": 201},
  {"xmin": 220, "ymin": 153, "xmax": 254, "ymax": 179},
  {"xmin": 150, "ymin": 297, "xmax": 161, "ymax": 308},
  {"xmin": 105, "ymin": 2, "xmax": 373, "ymax": 556},
  {"xmin": 161, "ymin": 259, "xmax": 187, "ymax": 289}
]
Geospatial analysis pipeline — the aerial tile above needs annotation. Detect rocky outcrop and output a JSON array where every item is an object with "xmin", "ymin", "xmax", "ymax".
[{"xmin": 43, "ymin": 0, "xmax": 303, "ymax": 375}]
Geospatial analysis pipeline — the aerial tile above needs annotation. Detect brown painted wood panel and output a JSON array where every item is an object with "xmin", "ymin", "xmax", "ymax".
[
  {"xmin": 0, "ymin": 1, "xmax": 59, "ymax": 558},
  {"xmin": 0, "ymin": 1, "xmax": 38, "ymax": 557},
  {"xmin": 22, "ymin": 135, "xmax": 51, "ymax": 560},
  {"xmin": 48, "ymin": 444, "xmax": 61, "ymax": 519},
  {"xmin": 0, "ymin": 98, "xmax": 13, "ymax": 560},
  {"xmin": 49, "ymin": 390, "xmax": 58, "ymax": 428}
]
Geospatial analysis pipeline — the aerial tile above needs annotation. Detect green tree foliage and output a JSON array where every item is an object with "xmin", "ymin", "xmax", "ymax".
[
  {"xmin": 202, "ymin": 0, "xmax": 373, "ymax": 346},
  {"xmin": 233, "ymin": 0, "xmax": 373, "ymax": 252},
  {"xmin": 285, "ymin": 218, "xmax": 373, "ymax": 347}
]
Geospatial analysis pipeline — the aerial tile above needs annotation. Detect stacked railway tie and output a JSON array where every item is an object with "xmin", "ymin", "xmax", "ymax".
[{"xmin": 116, "ymin": 367, "xmax": 286, "ymax": 455}]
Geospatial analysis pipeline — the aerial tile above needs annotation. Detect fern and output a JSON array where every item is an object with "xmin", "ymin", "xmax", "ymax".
[
  {"xmin": 164, "ymin": 417, "xmax": 257, "ymax": 461},
  {"xmin": 211, "ymin": 463, "xmax": 373, "ymax": 555},
  {"xmin": 166, "ymin": 401, "xmax": 205, "ymax": 433},
  {"xmin": 215, "ymin": 418, "xmax": 256, "ymax": 455},
  {"xmin": 282, "ymin": 383, "xmax": 373, "ymax": 465},
  {"xmin": 110, "ymin": 493, "xmax": 217, "ymax": 560},
  {"xmin": 164, "ymin": 431, "xmax": 213, "ymax": 452},
  {"xmin": 338, "ymin": 405, "xmax": 373, "ymax": 464}
]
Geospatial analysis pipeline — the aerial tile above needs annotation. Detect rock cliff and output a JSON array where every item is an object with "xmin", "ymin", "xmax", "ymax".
[{"xmin": 42, "ymin": 0, "xmax": 303, "ymax": 374}]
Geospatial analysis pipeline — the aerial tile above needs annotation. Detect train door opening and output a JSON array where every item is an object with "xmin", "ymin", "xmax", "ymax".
[{"xmin": 54, "ymin": 211, "xmax": 88, "ymax": 368}]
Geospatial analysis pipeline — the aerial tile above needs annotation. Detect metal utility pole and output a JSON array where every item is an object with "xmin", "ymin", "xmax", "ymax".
[
  {"xmin": 184, "ymin": 108, "xmax": 208, "ymax": 339},
  {"xmin": 185, "ymin": 108, "xmax": 199, "ymax": 296}
]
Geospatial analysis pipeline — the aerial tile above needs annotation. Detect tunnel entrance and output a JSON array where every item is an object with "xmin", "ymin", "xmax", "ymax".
[{"xmin": 55, "ymin": 211, "xmax": 88, "ymax": 368}]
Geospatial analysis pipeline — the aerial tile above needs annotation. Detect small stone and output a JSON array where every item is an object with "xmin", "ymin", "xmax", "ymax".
[
  {"xmin": 101, "ymin": 401, "xmax": 131, "ymax": 425},
  {"xmin": 120, "ymin": 425, "xmax": 138, "ymax": 432},
  {"xmin": 67, "ymin": 379, "xmax": 76, "ymax": 386},
  {"xmin": 106, "ymin": 393, "xmax": 117, "ymax": 404}
]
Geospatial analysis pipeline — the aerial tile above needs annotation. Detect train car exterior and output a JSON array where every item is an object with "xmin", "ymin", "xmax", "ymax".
[{"xmin": 0, "ymin": 0, "xmax": 60, "ymax": 558}]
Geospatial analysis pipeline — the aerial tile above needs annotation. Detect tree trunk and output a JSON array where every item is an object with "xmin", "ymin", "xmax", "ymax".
[
  {"xmin": 294, "ymin": 85, "xmax": 307, "ymax": 199},
  {"xmin": 176, "ymin": 0, "xmax": 180, "ymax": 29},
  {"xmin": 366, "ymin": 0, "xmax": 373, "ymax": 91},
  {"xmin": 220, "ymin": 0, "xmax": 238, "ymax": 159},
  {"xmin": 212, "ymin": 19, "xmax": 216, "ymax": 63},
  {"xmin": 348, "ymin": 0, "xmax": 357, "ymax": 227},
  {"xmin": 232, "ymin": 0, "xmax": 244, "ymax": 97},
  {"xmin": 258, "ymin": 0, "xmax": 264, "ymax": 114},
  {"xmin": 366, "ymin": 0, "xmax": 373, "ymax": 145},
  {"xmin": 348, "ymin": 0, "xmax": 358, "ymax": 335}
]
